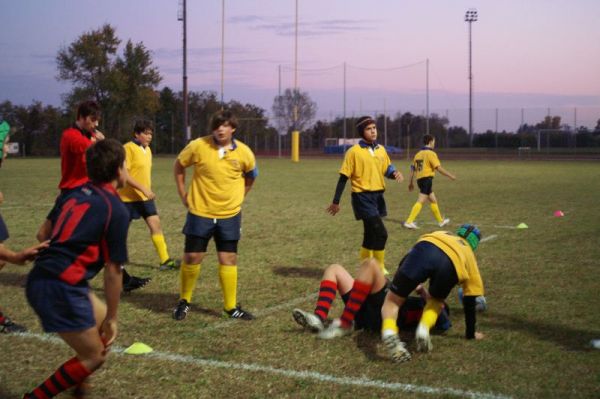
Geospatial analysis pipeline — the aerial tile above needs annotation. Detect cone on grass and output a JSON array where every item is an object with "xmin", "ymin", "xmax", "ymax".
[{"xmin": 124, "ymin": 342, "xmax": 153, "ymax": 355}]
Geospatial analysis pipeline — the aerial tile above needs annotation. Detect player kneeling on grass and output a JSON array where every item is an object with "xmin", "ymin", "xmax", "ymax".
[
  {"xmin": 293, "ymin": 258, "xmax": 450, "ymax": 338},
  {"xmin": 24, "ymin": 139, "xmax": 129, "ymax": 398},
  {"xmin": 380, "ymin": 224, "xmax": 485, "ymax": 362}
]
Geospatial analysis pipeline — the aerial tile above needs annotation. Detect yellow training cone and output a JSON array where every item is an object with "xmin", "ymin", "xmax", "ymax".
[
  {"xmin": 124, "ymin": 342, "xmax": 153, "ymax": 355},
  {"xmin": 516, "ymin": 223, "xmax": 528, "ymax": 229}
]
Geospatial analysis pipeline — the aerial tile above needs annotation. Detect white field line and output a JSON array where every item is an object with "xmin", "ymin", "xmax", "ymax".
[
  {"xmin": 15, "ymin": 332, "xmax": 511, "ymax": 399},
  {"xmin": 201, "ymin": 292, "xmax": 317, "ymax": 332},
  {"xmin": 421, "ymin": 221, "xmax": 519, "ymax": 230},
  {"xmin": 480, "ymin": 234, "xmax": 498, "ymax": 243},
  {"xmin": 1, "ymin": 203, "xmax": 54, "ymax": 210}
]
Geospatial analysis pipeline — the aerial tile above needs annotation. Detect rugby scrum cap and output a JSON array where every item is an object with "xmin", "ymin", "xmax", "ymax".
[
  {"xmin": 456, "ymin": 224, "xmax": 481, "ymax": 250},
  {"xmin": 355, "ymin": 116, "xmax": 376, "ymax": 136}
]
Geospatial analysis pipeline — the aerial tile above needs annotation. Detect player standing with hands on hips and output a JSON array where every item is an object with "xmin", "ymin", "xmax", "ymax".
[{"xmin": 327, "ymin": 116, "xmax": 403, "ymax": 275}]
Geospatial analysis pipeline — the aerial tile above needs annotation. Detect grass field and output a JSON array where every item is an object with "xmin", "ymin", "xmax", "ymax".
[{"xmin": 0, "ymin": 156, "xmax": 599, "ymax": 398}]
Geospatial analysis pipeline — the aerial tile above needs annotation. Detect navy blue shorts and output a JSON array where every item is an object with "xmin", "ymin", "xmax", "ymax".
[
  {"xmin": 124, "ymin": 200, "xmax": 158, "ymax": 220},
  {"xmin": 183, "ymin": 212, "xmax": 241, "ymax": 252},
  {"xmin": 26, "ymin": 268, "xmax": 95, "ymax": 333},
  {"xmin": 0, "ymin": 213, "xmax": 9, "ymax": 241},
  {"xmin": 417, "ymin": 177, "xmax": 434, "ymax": 195},
  {"xmin": 351, "ymin": 191, "xmax": 387, "ymax": 220},
  {"xmin": 390, "ymin": 241, "xmax": 458, "ymax": 299}
]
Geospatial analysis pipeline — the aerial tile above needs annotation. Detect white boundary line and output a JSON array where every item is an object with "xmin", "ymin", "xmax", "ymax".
[
  {"xmin": 421, "ymin": 221, "xmax": 520, "ymax": 230},
  {"xmin": 15, "ymin": 332, "xmax": 511, "ymax": 399},
  {"xmin": 480, "ymin": 234, "xmax": 498, "ymax": 243},
  {"xmin": 0, "ymin": 203, "xmax": 54, "ymax": 210}
]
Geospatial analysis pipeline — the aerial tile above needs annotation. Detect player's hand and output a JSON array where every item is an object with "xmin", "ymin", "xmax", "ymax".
[
  {"xmin": 19, "ymin": 240, "xmax": 50, "ymax": 263},
  {"xmin": 93, "ymin": 130, "xmax": 106, "ymax": 141},
  {"xmin": 408, "ymin": 182, "xmax": 414, "ymax": 192},
  {"xmin": 144, "ymin": 189, "xmax": 156, "ymax": 200},
  {"xmin": 449, "ymin": 174, "xmax": 456, "ymax": 181},
  {"xmin": 326, "ymin": 203, "xmax": 340, "ymax": 216},
  {"xmin": 100, "ymin": 318, "xmax": 118, "ymax": 347},
  {"xmin": 393, "ymin": 171, "xmax": 404, "ymax": 183},
  {"xmin": 474, "ymin": 331, "xmax": 485, "ymax": 340},
  {"xmin": 180, "ymin": 193, "xmax": 189, "ymax": 208},
  {"xmin": 0, "ymin": 191, "xmax": 3, "ymax": 204}
]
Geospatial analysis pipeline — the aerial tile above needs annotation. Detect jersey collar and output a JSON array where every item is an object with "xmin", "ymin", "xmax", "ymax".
[
  {"xmin": 420, "ymin": 146, "xmax": 434, "ymax": 151},
  {"xmin": 212, "ymin": 136, "xmax": 238, "ymax": 151},
  {"xmin": 132, "ymin": 138, "xmax": 147, "ymax": 148},
  {"xmin": 72, "ymin": 123, "xmax": 93, "ymax": 139},
  {"xmin": 359, "ymin": 139, "xmax": 379, "ymax": 150}
]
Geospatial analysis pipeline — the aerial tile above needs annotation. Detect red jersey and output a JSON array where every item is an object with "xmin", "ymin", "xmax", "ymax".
[{"xmin": 58, "ymin": 125, "xmax": 95, "ymax": 189}]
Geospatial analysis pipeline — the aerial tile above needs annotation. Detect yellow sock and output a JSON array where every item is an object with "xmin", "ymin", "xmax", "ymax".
[
  {"xmin": 372, "ymin": 249, "xmax": 387, "ymax": 274},
  {"xmin": 382, "ymin": 318, "xmax": 399, "ymax": 335},
  {"xmin": 180, "ymin": 262, "xmax": 201, "ymax": 303},
  {"xmin": 219, "ymin": 264, "xmax": 238, "ymax": 311},
  {"xmin": 430, "ymin": 203, "xmax": 443, "ymax": 223},
  {"xmin": 359, "ymin": 247, "xmax": 373, "ymax": 260},
  {"xmin": 406, "ymin": 202, "xmax": 423, "ymax": 223},
  {"xmin": 419, "ymin": 298, "xmax": 444, "ymax": 330},
  {"xmin": 151, "ymin": 234, "xmax": 170, "ymax": 263}
]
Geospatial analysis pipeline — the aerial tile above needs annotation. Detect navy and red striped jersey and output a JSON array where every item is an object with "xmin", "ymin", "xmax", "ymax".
[
  {"xmin": 58, "ymin": 125, "xmax": 96, "ymax": 189},
  {"xmin": 33, "ymin": 182, "xmax": 129, "ymax": 285}
]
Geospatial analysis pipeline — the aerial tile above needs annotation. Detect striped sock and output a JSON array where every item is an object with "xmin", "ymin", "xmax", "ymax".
[
  {"xmin": 340, "ymin": 280, "xmax": 372, "ymax": 328},
  {"xmin": 28, "ymin": 357, "xmax": 91, "ymax": 398},
  {"xmin": 314, "ymin": 280, "xmax": 337, "ymax": 322}
]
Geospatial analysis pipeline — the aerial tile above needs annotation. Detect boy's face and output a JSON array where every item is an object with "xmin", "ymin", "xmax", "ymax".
[
  {"xmin": 135, "ymin": 129, "xmax": 153, "ymax": 147},
  {"xmin": 212, "ymin": 122, "xmax": 235, "ymax": 146},
  {"xmin": 78, "ymin": 115, "xmax": 99, "ymax": 133},
  {"xmin": 362, "ymin": 123, "xmax": 377, "ymax": 143}
]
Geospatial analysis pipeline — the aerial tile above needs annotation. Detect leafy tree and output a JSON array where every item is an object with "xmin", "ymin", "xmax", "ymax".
[
  {"xmin": 271, "ymin": 88, "xmax": 317, "ymax": 134},
  {"xmin": 56, "ymin": 24, "xmax": 161, "ymax": 141}
]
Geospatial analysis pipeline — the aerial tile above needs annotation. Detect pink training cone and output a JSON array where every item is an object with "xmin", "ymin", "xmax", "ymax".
[{"xmin": 553, "ymin": 210, "xmax": 564, "ymax": 217}]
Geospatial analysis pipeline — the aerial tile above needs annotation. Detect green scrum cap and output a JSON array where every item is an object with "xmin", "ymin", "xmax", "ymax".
[{"xmin": 456, "ymin": 224, "xmax": 481, "ymax": 250}]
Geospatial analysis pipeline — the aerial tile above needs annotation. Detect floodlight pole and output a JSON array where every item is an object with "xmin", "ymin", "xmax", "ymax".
[
  {"xmin": 465, "ymin": 9, "xmax": 477, "ymax": 147},
  {"xmin": 178, "ymin": 0, "xmax": 190, "ymax": 142}
]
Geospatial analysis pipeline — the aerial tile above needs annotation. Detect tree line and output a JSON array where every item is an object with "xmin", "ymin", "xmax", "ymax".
[{"xmin": 1, "ymin": 24, "xmax": 599, "ymax": 156}]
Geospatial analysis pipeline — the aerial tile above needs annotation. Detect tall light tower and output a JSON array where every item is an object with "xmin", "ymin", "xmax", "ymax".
[
  {"xmin": 465, "ymin": 8, "xmax": 477, "ymax": 147},
  {"xmin": 178, "ymin": 0, "xmax": 189, "ymax": 141}
]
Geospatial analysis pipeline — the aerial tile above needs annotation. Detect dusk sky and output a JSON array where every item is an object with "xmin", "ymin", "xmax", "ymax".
[{"xmin": 2, "ymin": 0, "xmax": 600, "ymax": 131}]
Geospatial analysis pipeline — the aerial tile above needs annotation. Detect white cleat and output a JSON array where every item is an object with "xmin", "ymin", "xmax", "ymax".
[
  {"xmin": 439, "ymin": 218, "xmax": 450, "ymax": 228},
  {"xmin": 403, "ymin": 222, "xmax": 419, "ymax": 230},
  {"xmin": 318, "ymin": 318, "xmax": 352, "ymax": 339},
  {"xmin": 292, "ymin": 308, "xmax": 324, "ymax": 332},
  {"xmin": 382, "ymin": 333, "xmax": 411, "ymax": 362},
  {"xmin": 415, "ymin": 324, "xmax": 433, "ymax": 353}
]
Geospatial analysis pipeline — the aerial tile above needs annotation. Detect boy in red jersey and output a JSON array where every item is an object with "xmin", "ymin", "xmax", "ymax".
[
  {"xmin": 24, "ymin": 139, "xmax": 130, "ymax": 398},
  {"xmin": 36, "ymin": 100, "xmax": 149, "ymax": 292}
]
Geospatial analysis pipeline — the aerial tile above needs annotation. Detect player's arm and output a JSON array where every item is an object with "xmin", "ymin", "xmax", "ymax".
[
  {"xmin": 243, "ymin": 165, "xmax": 258, "ymax": 196},
  {"xmin": 408, "ymin": 167, "xmax": 416, "ymax": 191},
  {"xmin": 92, "ymin": 129, "xmax": 105, "ymax": 142},
  {"xmin": 101, "ymin": 261, "xmax": 122, "ymax": 347},
  {"xmin": 0, "ymin": 241, "xmax": 49, "ymax": 267},
  {"xmin": 462, "ymin": 295, "xmax": 484, "ymax": 339},
  {"xmin": 67, "ymin": 131, "xmax": 93, "ymax": 153},
  {"xmin": 436, "ymin": 165, "xmax": 456, "ymax": 180},
  {"xmin": 125, "ymin": 174, "xmax": 155, "ymax": 200},
  {"xmin": 385, "ymin": 164, "xmax": 404, "ymax": 183},
  {"xmin": 327, "ymin": 173, "xmax": 348, "ymax": 215},
  {"xmin": 174, "ymin": 159, "xmax": 188, "ymax": 208}
]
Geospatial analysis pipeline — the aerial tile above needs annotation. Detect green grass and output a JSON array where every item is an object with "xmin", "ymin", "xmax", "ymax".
[{"xmin": 1, "ymin": 156, "xmax": 599, "ymax": 398}]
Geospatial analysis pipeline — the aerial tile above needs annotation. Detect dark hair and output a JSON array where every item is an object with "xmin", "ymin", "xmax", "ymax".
[
  {"xmin": 355, "ymin": 116, "xmax": 376, "ymax": 137},
  {"xmin": 423, "ymin": 134, "xmax": 434, "ymax": 145},
  {"xmin": 210, "ymin": 110, "xmax": 238, "ymax": 132},
  {"xmin": 86, "ymin": 139, "xmax": 125, "ymax": 183},
  {"xmin": 76, "ymin": 100, "xmax": 101, "ymax": 120},
  {"xmin": 133, "ymin": 120, "xmax": 154, "ymax": 135}
]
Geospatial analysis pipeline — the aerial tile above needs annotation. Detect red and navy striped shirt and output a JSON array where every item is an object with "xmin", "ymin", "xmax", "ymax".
[{"xmin": 33, "ymin": 182, "xmax": 129, "ymax": 285}]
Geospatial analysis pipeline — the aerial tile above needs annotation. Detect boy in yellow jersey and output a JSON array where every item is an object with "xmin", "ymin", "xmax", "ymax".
[
  {"xmin": 172, "ymin": 110, "xmax": 258, "ymax": 321},
  {"xmin": 326, "ymin": 116, "xmax": 403, "ymax": 277},
  {"xmin": 403, "ymin": 134, "xmax": 455, "ymax": 229},
  {"xmin": 380, "ymin": 224, "xmax": 485, "ymax": 362},
  {"xmin": 118, "ymin": 120, "xmax": 179, "ymax": 270}
]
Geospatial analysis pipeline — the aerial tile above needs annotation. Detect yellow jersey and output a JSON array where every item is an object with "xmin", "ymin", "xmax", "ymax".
[
  {"xmin": 118, "ymin": 140, "xmax": 152, "ymax": 202},
  {"xmin": 412, "ymin": 147, "xmax": 440, "ymax": 179},
  {"xmin": 178, "ymin": 136, "xmax": 257, "ymax": 218},
  {"xmin": 418, "ymin": 231, "xmax": 484, "ymax": 296},
  {"xmin": 339, "ymin": 141, "xmax": 394, "ymax": 193}
]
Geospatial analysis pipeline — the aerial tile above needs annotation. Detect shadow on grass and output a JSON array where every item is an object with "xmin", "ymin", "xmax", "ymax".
[
  {"xmin": 272, "ymin": 266, "xmax": 322, "ymax": 279},
  {"xmin": 120, "ymin": 290, "xmax": 221, "ymax": 318},
  {"xmin": 0, "ymin": 271, "xmax": 27, "ymax": 289},
  {"xmin": 0, "ymin": 386, "xmax": 14, "ymax": 399},
  {"xmin": 487, "ymin": 311, "xmax": 598, "ymax": 352}
]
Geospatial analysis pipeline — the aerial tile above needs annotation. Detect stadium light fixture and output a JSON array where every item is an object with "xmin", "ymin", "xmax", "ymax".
[{"xmin": 465, "ymin": 8, "xmax": 477, "ymax": 147}]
